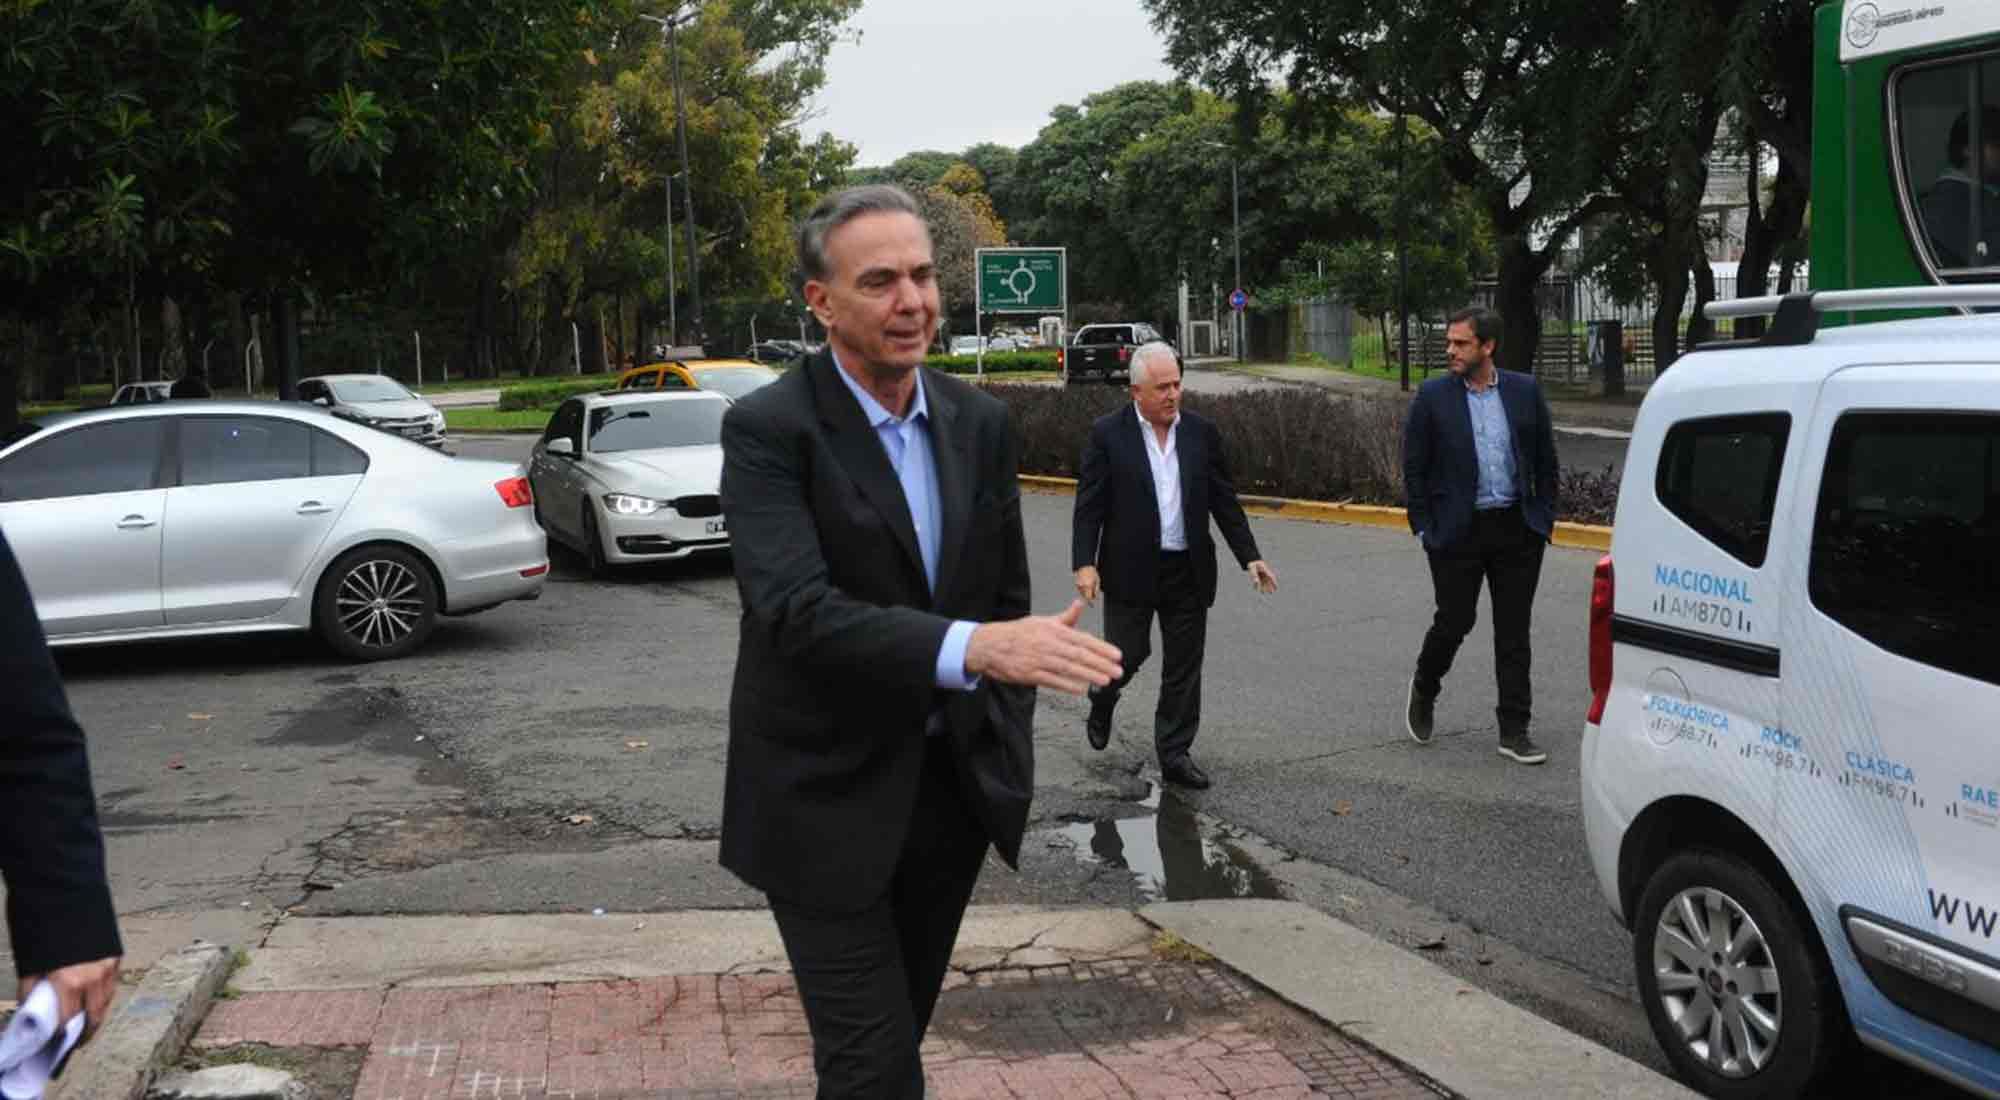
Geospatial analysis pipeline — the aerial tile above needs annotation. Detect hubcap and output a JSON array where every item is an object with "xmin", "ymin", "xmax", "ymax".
[
  {"xmin": 335, "ymin": 560, "xmax": 424, "ymax": 649},
  {"xmin": 1653, "ymin": 886, "xmax": 1783, "ymax": 1078}
]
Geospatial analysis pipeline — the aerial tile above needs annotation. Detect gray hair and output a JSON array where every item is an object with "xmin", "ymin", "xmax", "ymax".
[
  {"xmin": 797, "ymin": 184, "xmax": 925, "ymax": 282},
  {"xmin": 1128, "ymin": 341, "xmax": 1181, "ymax": 386}
]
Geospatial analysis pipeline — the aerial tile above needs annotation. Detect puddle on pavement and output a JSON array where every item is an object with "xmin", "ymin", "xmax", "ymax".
[{"xmin": 1050, "ymin": 784, "xmax": 1283, "ymax": 903}]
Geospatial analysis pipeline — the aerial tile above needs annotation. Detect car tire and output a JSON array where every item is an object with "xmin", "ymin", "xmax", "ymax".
[
  {"xmin": 581, "ymin": 503, "xmax": 610, "ymax": 577},
  {"xmin": 314, "ymin": 545, "xmax": 440, "ymax": 661},
  {"xmin": 1633, "ymin": 849, "xmax": 1848, "ymax": 1099}
]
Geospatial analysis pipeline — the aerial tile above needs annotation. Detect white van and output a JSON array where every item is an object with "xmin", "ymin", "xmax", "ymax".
[{"xmin": 1582, "ymin": 288, "xmax": 2000, "ymax": 1099}]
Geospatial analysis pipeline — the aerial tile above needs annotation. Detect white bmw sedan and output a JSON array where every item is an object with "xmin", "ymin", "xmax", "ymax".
[
  {"xmin": 0, "ymin": 402, "xmax": 547, "ymax": 660},
  {"xmin": 527, "ymin": 389, "xmax": 729, "ymax": 573}
]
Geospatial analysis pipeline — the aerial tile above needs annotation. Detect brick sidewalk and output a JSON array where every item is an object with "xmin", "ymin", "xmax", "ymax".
[{"xmin": 195, "ymin": 960, "xmax": 1450, "ymax": 1099}]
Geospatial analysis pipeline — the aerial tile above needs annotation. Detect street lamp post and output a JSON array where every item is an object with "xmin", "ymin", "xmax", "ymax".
[
  {"xmin": 664, "ymin": 171, "xmax": 677, "ymax": 345},
  {"xmin": 640, "ymin": 8, "xmax": 702, "ymax": 348},
  {"xmin": 1230, "ymin": 158, "xmax": 1243, "ymax": 363},
  {"xmin": 1202, "ymin": 141, "xmax": 1245, "ymax": 363}
]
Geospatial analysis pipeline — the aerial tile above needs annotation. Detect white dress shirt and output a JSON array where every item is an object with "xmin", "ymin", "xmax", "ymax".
[{"xmin": 1137, "ymin": 405, "xmax": 1187, "ymax": 551}]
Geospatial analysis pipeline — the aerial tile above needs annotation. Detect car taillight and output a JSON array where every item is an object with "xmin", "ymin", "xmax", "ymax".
[
  {"xmin": 1055, "ymin": 348, "xmax": 1064, "ymax": 367},
  {"xmin": 1587, "ymin": 555, "xmax": 1614, "ymax": 725},
  {"xmin": 495, "ymin": 477, "xmax": 534, "ymax": 509},
  {"xmin": 1117, "ymin": 346, "xmax": 1131, "ymax": 362}
]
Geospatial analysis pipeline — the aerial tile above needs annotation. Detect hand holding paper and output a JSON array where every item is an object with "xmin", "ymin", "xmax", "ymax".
[{"xmin": 0, "ymin": 980, "xmax": 84, "ymax": 1099}]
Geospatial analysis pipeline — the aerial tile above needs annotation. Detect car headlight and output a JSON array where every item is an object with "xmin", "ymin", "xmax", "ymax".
[
  {"xmin": 603, "ymin": 493, "xmax": 665, "ymax": 516},
  {"xmin": 430, "ymin": 411, "xmax": 445, "ymax": 427}
]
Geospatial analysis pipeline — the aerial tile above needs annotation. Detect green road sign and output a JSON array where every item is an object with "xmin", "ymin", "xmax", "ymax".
[{"xmin": 977, "ymin": 248, "xmax": 1066, "ymax": 313}]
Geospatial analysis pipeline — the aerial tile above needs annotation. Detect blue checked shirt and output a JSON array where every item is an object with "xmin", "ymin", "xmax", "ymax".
[{"xmin": 1465, "ymin": 378, "xmax": 1519, "ymax": 511}]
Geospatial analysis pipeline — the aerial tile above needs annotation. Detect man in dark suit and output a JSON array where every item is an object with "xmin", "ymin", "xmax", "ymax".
[
  {"xmin": 0, "ymin": 528, "xmax": 123, "ymax": 1040},
  {"xmin": 718, "ymin": 185, "xmax": 1122, "ymax": 1098},
  {"xmin": 1071, "ymin": 344, "xmax": 1277, "ymax": 791},
  {"xmin": 1402, "ymin": 307, "xmax": 1559, "ymax": 765}
]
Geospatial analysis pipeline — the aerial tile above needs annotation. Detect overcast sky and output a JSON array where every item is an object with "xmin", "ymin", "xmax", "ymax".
[{"xmin": 805, "ymin": 0, "xmax": 1181, "ymax": 168}]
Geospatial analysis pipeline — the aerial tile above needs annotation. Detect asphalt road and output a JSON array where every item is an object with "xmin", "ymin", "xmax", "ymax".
[{"xmin": 36, "ymin": 431, "xmax": 1950, "ymax": 1094}]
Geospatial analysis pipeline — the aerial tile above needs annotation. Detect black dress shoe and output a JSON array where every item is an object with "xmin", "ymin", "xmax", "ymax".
[
  {"xmin": 1162, "ymin": 756, "xmax": 1211, "ymax": 789},
  {"xmin": 1085, "ymin": 712, "xmax": 1111, "ymax": 751}
]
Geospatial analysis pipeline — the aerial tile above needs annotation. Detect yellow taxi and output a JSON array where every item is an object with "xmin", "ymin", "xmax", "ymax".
[{"xmin": 614, "ymin": 359, "xmax": 781, "ymax": 403}]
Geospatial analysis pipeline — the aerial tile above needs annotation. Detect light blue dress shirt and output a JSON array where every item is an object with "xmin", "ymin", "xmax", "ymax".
[
  {"xmin": 829, "ymin": 355, "xmax": 978, "ymax": 691},
  {"xmin": 1465, "ymin": 378, "xmax": 1519, "ymax": 511}
]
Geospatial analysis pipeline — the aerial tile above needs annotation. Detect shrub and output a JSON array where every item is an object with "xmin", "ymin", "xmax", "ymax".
[
  {"xmin": 989, "ymin": 382, "xmax": 1610, "ymax": 524},
  {"xmin": 497, "ymin": 378, "xmax": 611, "ymax": 411},
  {"xmin": 927, "ymin": 350, "xmax": 1058, "ymax": 373}
]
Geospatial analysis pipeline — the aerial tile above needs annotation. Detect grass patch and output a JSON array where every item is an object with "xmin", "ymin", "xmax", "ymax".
[
  {"xmin": 1150, "ymin": 930, "xmax": 1216, "ymax": 963},
  {"xmin": 446, "ymin": 407, "xmax": 551, "ymax": 432}
]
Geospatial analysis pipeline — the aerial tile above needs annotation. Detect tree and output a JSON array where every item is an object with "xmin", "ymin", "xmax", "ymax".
[
  {"xmin": 1142, "ymin": 0, "xmax": 1626, "ymax": 374},
  {"xmin": 1581, "ymin": 0, "xmax": 1746, "ymax": 371},
  {"xmin": 914, "ymin": 182, "xmax": 1005, "ymax": 323},
  {"xmin": 1722, "ymin": 0, "xmax": 1815, "ymax": 337}
]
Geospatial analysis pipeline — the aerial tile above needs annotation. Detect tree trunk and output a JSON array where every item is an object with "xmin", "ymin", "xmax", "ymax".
[
  {"xmin": 1494, "ymin": 237, "xmax": 1546, "ymax": 375},
  {"xmin": 1652, "ymin": 261, "xmax": 1691, "ymax": 374},
  {"xmin": 1687, "ymin": 258, "xmax": 1718, "ymax": 352},
  {"xmin": 1732, "ymin": 153, "xmax": 1808, "ymax": 339},
  {"xmin": 1, "ymin": 322, "xmax": 21, "ymax": 435},
  {"xmin": 225, "ymin": 293, "xmax": 247, "ymax": 392}
]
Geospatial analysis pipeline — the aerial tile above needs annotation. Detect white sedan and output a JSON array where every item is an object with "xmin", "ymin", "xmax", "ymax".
[
  {"xmin": 527, "ymin": 390, "xmax": 730, "ymax": 573},
  {"xmin": 0, "ymin": 402, "xmax": 547, "ymax": 660}
]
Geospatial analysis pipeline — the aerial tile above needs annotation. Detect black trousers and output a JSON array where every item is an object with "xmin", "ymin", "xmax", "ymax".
[
  {"xmin": 1090, "ymin": 551, "xmax": 1209, "ymax": 764},
  {"xmin": 767, "ymin": 737, "xmax": 989, "ymax": 1099},
  {"xmin": 1414, "ymin": 507, "xmax": 1547, "ymax": 736}
]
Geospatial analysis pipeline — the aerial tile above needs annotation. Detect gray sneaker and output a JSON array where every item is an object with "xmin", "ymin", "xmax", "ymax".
[
  {"xmin": 1498, "ymin": 731, "xmax": 1548, "ymax": 765},
  {"xmin": 1405, "ymin": 679, "xmax": 1435, "ymax": 744}
]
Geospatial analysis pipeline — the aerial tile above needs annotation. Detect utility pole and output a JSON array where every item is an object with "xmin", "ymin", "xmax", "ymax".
[
  {"xmin": 1394, "ymin": 41, "xmax": 1412, "ymax": 392},
  {"xmin": 641, "ymin": 8, "xmax": 702, "ymax": 348},
  {"xmin": 664, "ymin": 171, "xmax": 677, "ymax": 345},
  {"xmin": 1231, "ymin": 158, "xmax": 1243, "ymax": 364}
]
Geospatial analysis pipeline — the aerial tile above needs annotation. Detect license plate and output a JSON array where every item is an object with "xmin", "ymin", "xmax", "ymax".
[
  {"xmin": 401, "ymin": 426, "xmax": 422, "ymax": 436},
  {"xmin": 705, "ymin": 519, "xmax": 727, "ymax": 534}
]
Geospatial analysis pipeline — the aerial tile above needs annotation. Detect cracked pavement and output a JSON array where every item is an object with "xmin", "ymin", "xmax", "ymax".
[{"xmin": 36, "ymin": 440, "xmax": 1660, "ymax": 1069}]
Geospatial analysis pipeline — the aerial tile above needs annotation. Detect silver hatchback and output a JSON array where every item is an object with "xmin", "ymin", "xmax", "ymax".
[{"xmin": 0, "ymin": 402, "xmax": 547, "ymax": 660}]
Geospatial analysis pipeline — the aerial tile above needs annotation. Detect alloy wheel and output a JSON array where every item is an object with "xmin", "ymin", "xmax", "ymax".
[
  {"xmin": 1652, "ymin": 885, "xmax": 1784, "ymax": 1078},
  {"xmin": 335, "ymin": 558, "xmax": 425, "ymax": 650}
]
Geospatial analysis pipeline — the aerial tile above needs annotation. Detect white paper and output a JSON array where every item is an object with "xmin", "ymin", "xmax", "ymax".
[{"xmin": 0, "ymin": 982, "xmax": 84, "ymax": 1100}]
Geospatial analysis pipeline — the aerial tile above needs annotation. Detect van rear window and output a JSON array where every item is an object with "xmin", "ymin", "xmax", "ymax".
[{"xmin": 1655, "ymin": 413, "xmax": 1792, "ymax": 567}]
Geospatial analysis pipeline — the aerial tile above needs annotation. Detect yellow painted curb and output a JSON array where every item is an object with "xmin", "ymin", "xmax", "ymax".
[{"xmin": 1016, "ymin": 474, "xmax": 1614, "ymax": 553}]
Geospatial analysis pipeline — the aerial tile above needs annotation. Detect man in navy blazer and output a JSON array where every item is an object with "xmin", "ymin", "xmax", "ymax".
[
  {"xmin": 1072, "ymin": 344, "xmax": 1277, "ymax": 790},
  {"xmin": 1402, "ymin": 307, "xmax": 1559, "ymax": 765}
]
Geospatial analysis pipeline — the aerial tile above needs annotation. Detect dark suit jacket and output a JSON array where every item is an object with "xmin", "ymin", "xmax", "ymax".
[
  {"xmin": 1402, "ymin": 369, "xmax": 1558, "ymax": 551},
  {"xmin": 1071, "ymin": 405, "xmax": 1262, "ymax": 608},
  {"xmin": 0, "ymin": 529, "xmax": 122, "ymax": 977},
  {"xmin": 717, "ymin": 352, "xmax": 1035, "ymax": 912}
]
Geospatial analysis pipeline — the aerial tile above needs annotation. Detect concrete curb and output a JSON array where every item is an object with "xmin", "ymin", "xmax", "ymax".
[
  {"xmin": 1018, "ymin": 474, "xmax": 1615, "ymax": 552},
  {"xmin": 50, "ymin": 941, "xmax": 233, "ymax": 1100},
  {"xmin": 1140, "ymin": 900, "xmax": 1698, "ymax": 1100}
]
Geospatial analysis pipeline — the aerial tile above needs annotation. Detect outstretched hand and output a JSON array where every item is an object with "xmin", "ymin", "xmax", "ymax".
[{"xmin": 966, "ymin": 599, "xmax": 1122, "ymax": 695}]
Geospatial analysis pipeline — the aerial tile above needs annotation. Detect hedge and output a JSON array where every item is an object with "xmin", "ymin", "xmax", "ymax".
[
  {"xmin": 985, "ymin": 384, "xmax": 1619, "ymax": 526},
  {"xmin": 497, "ymin": 378, "xmax": 614, "ymax": 411},
  {"xmin": 926, "ymin": 350, "xmax": 1058, "ymax": 373}
]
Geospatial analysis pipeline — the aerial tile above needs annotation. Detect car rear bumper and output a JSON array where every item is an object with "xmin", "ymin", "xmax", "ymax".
[
  {"xmin": 1064, "ymin": 367, "xmax": 1129, "ymax": 385},
  {"xmin": 435, "ymin": 520, "xmax": 548, "ymax": 611}
]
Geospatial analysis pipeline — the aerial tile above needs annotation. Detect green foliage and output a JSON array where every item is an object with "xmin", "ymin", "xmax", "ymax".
[
  {"xmin": 496, "ymin": 377, "xmax": 616, "ymax": 410},
  {"xmin": 925, "ymin": 350, "xmax": 1056, "ymax": 373}
]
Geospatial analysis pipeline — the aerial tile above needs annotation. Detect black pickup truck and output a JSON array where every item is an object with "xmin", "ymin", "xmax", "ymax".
[{"xmin": 1058, "ymin": 322, "xmax": 1174, "ymax": 385}]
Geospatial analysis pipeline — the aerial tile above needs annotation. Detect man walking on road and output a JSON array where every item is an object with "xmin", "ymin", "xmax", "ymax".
[
  {"xmin": 718, "ymin": 184, "xmax": 1122, "ymax": 1098},
  {"xmin": 1402, "ymin": 307, "xmax": 1559, "ymax": 765},
  {"xmin": 1072, "ymin": 343, "xmax": 1277, "ymax": 791},
  {"xmin": 0, "ymin": 528, "xmax": 124, "ymax": 1046}
]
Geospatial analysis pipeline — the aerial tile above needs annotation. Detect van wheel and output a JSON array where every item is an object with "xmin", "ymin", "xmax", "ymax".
[
  {"xmin": 315, "ymin": 545, "xmax": 439, "ymax": 661},
  {"xmin": 1633, "ymin": 850, "xmax": 1847, "ymax": 1099}
]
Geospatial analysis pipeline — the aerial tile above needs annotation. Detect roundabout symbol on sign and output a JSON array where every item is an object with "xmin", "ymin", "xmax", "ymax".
[{"xmin": 1002, "ymin": 260, "xmax": 1037, "ymax": 305}]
